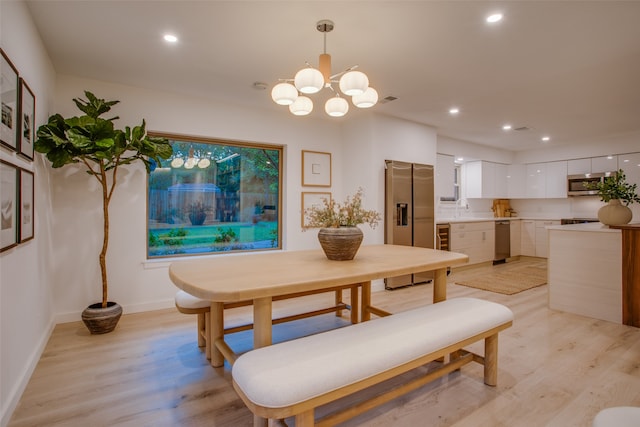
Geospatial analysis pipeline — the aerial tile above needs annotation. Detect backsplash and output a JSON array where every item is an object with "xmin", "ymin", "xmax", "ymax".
[{"xmin": 436, "ymin": 196, "xmax": 621, "ymax": 220}]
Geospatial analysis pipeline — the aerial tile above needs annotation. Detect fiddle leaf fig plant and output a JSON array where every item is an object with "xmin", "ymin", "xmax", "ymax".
[{"xmin": 35, "ymin": 91, "xmax": 172, "ymax": 309}]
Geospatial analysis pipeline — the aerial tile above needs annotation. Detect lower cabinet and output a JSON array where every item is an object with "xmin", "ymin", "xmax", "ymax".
[
  {"xmin": 521, "ymin": 220, "xmax": 536, "ymax": 256},
  {"xmin": 535, "ymin": 220, "xmax": 561, "ymax": 258},
  {"xmin": 450, "ymin": 221, "xmax": 495, "ymax": 265},
  {"xmin": 510, "ymin": 220, "xmax": 521, "ymax": 257},
  {"xmin": 521, "ymin": 219, "xmax": 561, "ymax": 257}
]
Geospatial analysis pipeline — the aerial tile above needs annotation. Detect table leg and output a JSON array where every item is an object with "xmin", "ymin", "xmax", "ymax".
[
  {"xmin": 361, "ymin": 281, "xmax": 372, "ymax": 321},
  {"xmin": 210, "ymin": 302, "xmax": 224, "ymax": 367},
  {"xmin": 253, "ymin": 297, "xmax": 273, "ymax": 349},
  {"xmin": 350, "ymin": 285, "xmax": 359, "ymax": 324},
  {"xmin": 433, "ymin": 267, "xmax": 447, "ymax": 303},
  {"xmin": 335, "ymin": 289, "xmax": 343, "ymax": 317}
]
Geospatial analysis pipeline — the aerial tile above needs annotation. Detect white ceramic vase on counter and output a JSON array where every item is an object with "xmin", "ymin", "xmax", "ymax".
[{"xmin": 598, "ymin": 199, "xmax": 632, "ymax": 226}]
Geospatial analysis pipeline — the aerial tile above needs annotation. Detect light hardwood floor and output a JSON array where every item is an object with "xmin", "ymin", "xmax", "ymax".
[{"xmin": 8, "ymin": 259, "xmax": 640, "ymax": 427}]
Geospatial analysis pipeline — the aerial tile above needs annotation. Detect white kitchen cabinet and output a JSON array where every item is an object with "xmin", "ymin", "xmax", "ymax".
[
  {"xmin": 568, "ymin": 158, "xmax": 591, "ymax": 175},
  {"xmin": 436, "ymin": 154, "xmax": 455, "ymax": 201},
  {"xmin": 450, "ymin": 221, "xmax": 495, "ymax": 265},
  {"xmin": 535, "ymin": 220, "xmax": 561, "ymax": 258},
  {"xmin": 618, "ymin": 153, "xmax": 640, "ymax": 187},
  {"xmin": 591, "ymin": 155, "xmax": 618, "ymax": 173},
  {"xmin": 520, "ymin": 220, "xmax": 536, "ymax": 256},
  {"xmin": 568, "ymin": 156, "xmax": 618, "ymax": 175},
  {"xmin": 525, "ymin": 164, "xmax": 546, "ymax": 198},
  {"xmin": 494, "ymin": 163, "xmax": 508, "ymax": 198},
  {"xmin": 545, "ymin": 161, "xmax": 568, "ymax": 198},
  {"xmin": 507, "ymin": 164, "xmax": 526, "ymax": 198},
  {"xmin": 464, "ymin": 161, "xmax": 510, "ymax": 199},
  {"xmin": 510, "ymin": 219, "xmax": 521, "ymax": 257}
]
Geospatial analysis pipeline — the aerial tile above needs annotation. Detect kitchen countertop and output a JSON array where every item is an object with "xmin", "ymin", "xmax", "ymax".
[
  {"xmin": 437, "ymin": 217, "xmax": 560, "ymax": 224},
  {"xmin": 546, "ymin": 222, "xmax": 624, "ymax": 233}
]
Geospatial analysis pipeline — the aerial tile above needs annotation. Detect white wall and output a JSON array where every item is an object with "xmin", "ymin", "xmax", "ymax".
[
  {"xmin": 0, "ymin": 2, "xmax": 57, "ymax": 426},
  {"xmin": 51, "ymin": 75, "xmax": 347, "ymax": 320}
]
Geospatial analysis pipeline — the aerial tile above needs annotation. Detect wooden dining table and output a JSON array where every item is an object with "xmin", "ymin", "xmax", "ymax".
[{"xmin": 169, "ymin": 244, "xmax": 469, "ymax": 367}]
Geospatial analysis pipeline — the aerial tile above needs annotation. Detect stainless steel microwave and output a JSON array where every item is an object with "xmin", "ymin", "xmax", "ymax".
[{"xmin": 567, "ymin": 172, "xmax": 614, "ymax": 196}]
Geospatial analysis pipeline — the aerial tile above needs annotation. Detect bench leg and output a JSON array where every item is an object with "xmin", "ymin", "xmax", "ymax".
[
  {"xmin": 253, "ymin": 414, "xmax": 268, "ymax": 427},
  {"xmin": 484, "ymin": 334, "xmax": 498, "ymax": 386},
  {"xmin": 204, "ymin": 311, "xmax": 211, "ymax": 360},
  {"xmin": 197, "ymin": 313, "xmax": 206, "ymax": 348},
  {"xmin": 295, "ymin": 409, "xmax": 315, "ymax": 427}
]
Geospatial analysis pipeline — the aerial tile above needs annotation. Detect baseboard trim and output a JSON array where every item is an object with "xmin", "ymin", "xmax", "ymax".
[{"xmin": 1, "ymin": 318, "xmax": 56, "ymax": 427}]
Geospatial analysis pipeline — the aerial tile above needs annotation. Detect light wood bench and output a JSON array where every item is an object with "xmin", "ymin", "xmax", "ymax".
[{"xmin": 232, "ymin": 297, "xmax": 513, "ymax": 427}]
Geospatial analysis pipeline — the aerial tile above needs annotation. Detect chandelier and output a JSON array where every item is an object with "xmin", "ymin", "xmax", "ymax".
[{"xmin": 271, "ymin": 20, "xmax": 378, "ymax": 117}]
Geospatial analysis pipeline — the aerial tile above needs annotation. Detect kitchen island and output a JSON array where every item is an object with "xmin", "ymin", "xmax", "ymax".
[{"xmin": 547, "ymin": 222, "xmax": 623, "ymax": 324}]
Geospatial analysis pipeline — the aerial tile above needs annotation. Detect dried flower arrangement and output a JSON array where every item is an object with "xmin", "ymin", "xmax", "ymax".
[{"xmin": 304, "ymin": 187, "xmax": 381, "ymax": 228}]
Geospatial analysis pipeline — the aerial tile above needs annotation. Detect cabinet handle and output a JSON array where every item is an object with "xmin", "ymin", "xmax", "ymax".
[{"xmin": 482, "ymin": 231, "xmax": 486, "ymax": 240}]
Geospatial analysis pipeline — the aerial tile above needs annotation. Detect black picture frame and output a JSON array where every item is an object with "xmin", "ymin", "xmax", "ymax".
[
  {"xmin": 18, "ymin": 79, "xmax": 35, "ymax": 161},
  {"xmin": 1, "ymin": 49, "xmax": 19, "ymax": 152},
  {"xmin": 19, "ymin": 168, "xmax": 34, "ymax": 242},
  {"xmin": 0, "ymin": 159, "xmax": 19, "ymax": 252}
]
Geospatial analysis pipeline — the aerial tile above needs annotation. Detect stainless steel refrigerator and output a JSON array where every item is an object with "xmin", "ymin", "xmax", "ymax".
[{"xmin": 384, "ymin": 160, "xmax": 435, "ymax": 289}]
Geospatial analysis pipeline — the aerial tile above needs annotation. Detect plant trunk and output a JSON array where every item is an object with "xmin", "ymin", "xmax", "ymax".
[{"xmin": 100, "ymin": 164, "xmax": 110, "ymax": 308}]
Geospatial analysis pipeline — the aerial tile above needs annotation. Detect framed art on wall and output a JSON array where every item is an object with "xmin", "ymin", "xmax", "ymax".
[
  {"xmin": 0, "ymin": 159, "xmax": 18, "ymax": 252},
  {"xmin": 302, "ymin": 150, "xmax": 331, "ymax": 187},
  {"xmin": 1, "ymin": 49, "xmax": 19, "ymax": 152},
  {"xmin": 18, "ymin": 79, "xmax": 35, "ymax": 160},
  {"xmin": 301, "ymin": 191, "xmax": 331, "ymax": 227},
  {"xmin": 19, "ymin": 168, "xmax": 34, "ymax": 242}
]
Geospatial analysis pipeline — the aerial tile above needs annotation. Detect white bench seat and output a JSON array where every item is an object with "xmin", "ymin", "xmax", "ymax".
[{"xmin": 232, "ymin": 297, "xmax": 513, "ymax": 426}]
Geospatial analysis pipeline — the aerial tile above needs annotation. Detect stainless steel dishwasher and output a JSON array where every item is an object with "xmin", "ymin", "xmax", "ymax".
[{"xmin": 494, "ymin": 220, "xmax": 510, "ymax": 264}]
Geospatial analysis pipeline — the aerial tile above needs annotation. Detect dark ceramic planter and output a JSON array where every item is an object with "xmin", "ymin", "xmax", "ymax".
[{"xmin": 81, "ymin": 301, "xmax": 123, "ymax": 334}]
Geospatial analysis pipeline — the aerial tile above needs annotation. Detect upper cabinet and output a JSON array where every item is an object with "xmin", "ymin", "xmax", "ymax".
[
  {"xmin": 524, "ymin": 161, "xmax": 567, "ymax": 199},
  {"xmin": 436, "ymin": 154, "xmax": 456, "ymax": 201},
  {"xmin": 619, "ymin": 153, "xmax": 640, "ymax": 188},
  {"xmin": 591, "ymin": 156, "xmax": 618, "ymax": 173},
  {"xmin": 507, "ymin": 164, "xmax": 526, "ymax": 199},
  {"xmin": 545, "ymin": 161, "xmax": 568, "ymax": 198},
  {"xmin": 465, "ymin": 161, "xmax": 506, "ymax": 199},
  {"xmin": 567, "ymin": 158, "xmax": 591, "ymax": 175},
  {"xmin": 568, "ymin": 156, "xmax": 618, "ymax": 175}
]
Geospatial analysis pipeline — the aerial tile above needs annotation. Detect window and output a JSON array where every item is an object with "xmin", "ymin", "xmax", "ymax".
[{"xmin": 147, "ymin": 134, "xmax": 282, "ymax": 258}]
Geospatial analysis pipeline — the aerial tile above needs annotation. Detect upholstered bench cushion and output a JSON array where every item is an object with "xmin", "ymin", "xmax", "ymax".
[
  {"xmin": 232, "ymin": 297, "xmax": 513, "ymax": 409},
  {"xmin": 593, "ymin": 407, "xmax": 640, "ymax": 427},
  {"xmin": 175, "ymin": 290, "xmax": 210, "ymax": 310}
]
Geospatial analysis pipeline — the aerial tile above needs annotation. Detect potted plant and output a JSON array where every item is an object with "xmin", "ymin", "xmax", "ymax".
[
  {"xmin": 304, "ymin": 187, "xmax": 381, "ymax": 260},
  {"xmin": 586, "ymin": 169, "xmax": 640, "ymax": 226},
  {"xmin": 35, "ymin": 91, "xmax": 172, "ymax": 334},
  {"xmin": 186, "ymin": 199, "xmax": 208, "ymax": 225}
]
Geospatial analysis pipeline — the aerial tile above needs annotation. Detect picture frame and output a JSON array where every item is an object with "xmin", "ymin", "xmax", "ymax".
[
  {"xmin": 301, "ymin": 191, "xmax": 332, "ymax": 228},
  {"xmin": 19, "ymin": 168, "xmax": 34, "ymax": 242},
  {"xmin": 18, "ymin": 79, "xmax": 35, "ymax": 160},
  {"xmin": 0, "ymin": 159, "xmax": 19, "ymax": 252},
  {"xmin": 302, "ymin": 150, "xmax": 331, "ymax": 187},
  {"xmin": 1, "ymin": 49, "xmax": 19, "ymax": 152}
]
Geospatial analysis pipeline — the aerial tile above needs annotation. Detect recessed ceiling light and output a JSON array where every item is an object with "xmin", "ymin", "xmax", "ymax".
[
  {"xmin": 486, "ymin": 13, "xmax": 503, "ymax": 23},
  {"xmin": 163, "ymin": 34, "xmax": 178, "ymax": 43},
  {"xmin": 456, "ymin": 157, "xmax": 464, "ymax": 162},
  {"xmin": 502, "ymin": 124, "xmax": 512, "ymax": 130},
  {"xmin": 541, "ymin": 136, "xmax": 551, "ymax": 142},
  {"xmin": 449, "ymin": 107, "xmax": 460, "ymax": 115}
]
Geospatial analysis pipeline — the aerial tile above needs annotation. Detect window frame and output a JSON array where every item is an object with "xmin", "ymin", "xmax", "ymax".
[{"xmin": 146, "ymin": 132, "xmax": 283, "ymax": 259}]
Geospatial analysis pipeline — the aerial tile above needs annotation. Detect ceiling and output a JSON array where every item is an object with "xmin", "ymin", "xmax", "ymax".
[{"xmin": 25, "ymin": 1, "xmax": 640, "ymax": 152}]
